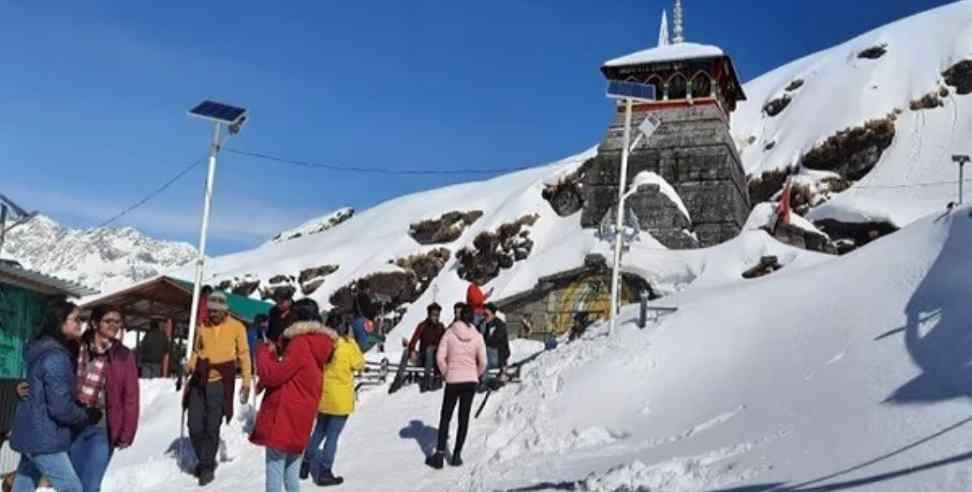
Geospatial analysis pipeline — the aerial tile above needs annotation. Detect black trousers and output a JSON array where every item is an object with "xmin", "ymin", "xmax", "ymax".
[
  {"xmin": 187, "ymin": 381, "xmax": 225, "ymax": 473},
  {"xmin": 436, "ymin": 382, "xmax": 477, "ymax": 455}
]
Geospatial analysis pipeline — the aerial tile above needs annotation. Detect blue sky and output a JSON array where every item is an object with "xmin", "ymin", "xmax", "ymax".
[{"xmin": 1, "ymin": 0, "xmax": 955, "ymax": 254}]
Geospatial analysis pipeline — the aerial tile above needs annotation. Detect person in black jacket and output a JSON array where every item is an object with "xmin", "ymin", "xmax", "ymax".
[
  {"xmin": 482, "ymin": 303, "xmax": 510, "ymax": 370},
  {"xmin": 266, "ymin": 286, "xmax": 296, "ymax": 344}
]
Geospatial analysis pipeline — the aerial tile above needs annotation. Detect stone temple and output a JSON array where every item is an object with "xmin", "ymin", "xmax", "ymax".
[{"xmin": 580, "ymin": 9, "xmax": 751, "ymax": 248}]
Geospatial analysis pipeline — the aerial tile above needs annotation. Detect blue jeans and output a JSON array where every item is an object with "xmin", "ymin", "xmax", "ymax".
[
  {"xmin": 265, "ymin": 448, "xmax": 301, "ymax": 492},
  {"xmin": 69, "ymin": 424, "xmax": 113, "ymax": 492},
  {"xmin": 302, "ymin": 414, "xmax": 348, "ymax": 478},
  {"xmin": 13, "ymin": 451, "xmax": 82, "ymax": 492}
]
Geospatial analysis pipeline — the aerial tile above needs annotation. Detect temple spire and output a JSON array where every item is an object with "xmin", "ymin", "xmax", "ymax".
[
  {"xmin": 672, "ymin": 0, "xmax": 685, "ymax": 43},
  {"xmin": 657, "ymin": 10, "xmax": 670, "ymax": 47}
]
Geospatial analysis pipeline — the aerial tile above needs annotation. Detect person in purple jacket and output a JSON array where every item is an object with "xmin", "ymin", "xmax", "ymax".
[{"xmin": 67, "ymin": 305, "xmax": 140, "ymax": 492}]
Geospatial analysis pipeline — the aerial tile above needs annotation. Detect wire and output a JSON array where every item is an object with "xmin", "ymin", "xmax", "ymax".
[
  {"xmin": 224, "ymin": 148, "xmax": 537, "ymax": 176},
  {"xmin": 94, "ymin": 158, "xmax": 205, "ymax": 229},
  {"xmin": 851, "ymin": 178, "xmax": 972, "ymax": 190}
]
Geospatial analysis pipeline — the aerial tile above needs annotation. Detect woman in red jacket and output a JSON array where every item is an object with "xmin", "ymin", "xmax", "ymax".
[{"xmin": 250, "ymin": 299, "xmax": 336, "ymax": 492}]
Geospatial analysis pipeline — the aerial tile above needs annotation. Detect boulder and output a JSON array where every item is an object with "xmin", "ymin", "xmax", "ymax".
[
  {"xmin": 409, "ymin": 210, "xmax": 484, "ymax": 245},
  {"xmin": 943, "ymin": 60, "xmax": 972, "ymax": 96}
]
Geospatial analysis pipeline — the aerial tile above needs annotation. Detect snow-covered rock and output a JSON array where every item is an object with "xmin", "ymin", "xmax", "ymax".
[{"xmin": 267, "ymin": 207, "xmax": 354, "ymax": 244}]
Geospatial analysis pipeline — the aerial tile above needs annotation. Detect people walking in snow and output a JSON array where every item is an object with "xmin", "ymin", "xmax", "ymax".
[
  {"xmin": 185, "ymin": 292, "xmax": 252, "ymax": 487},
  {"xmin": 9, "ymin": 299, "xmax": 98, "ymax": 492},
  {"xmin": 465, "ymin": 278, "xmax": 493, "ymax": 329},
  {"xmin": 300, "ymin": 312, "xmax": 364, "ymax": 486},
  {"xmin": 138, "ymin": 320, "xmax": 170, "ymax": 378},
  {"xmin": 267, "ymin": 286, "xmax": 296, "ymax": 345},
  {"xmin": 350, "ymin": 279, "xmax": 378, "ymax": 352},
  {"xmin": 425, "ymin": 304, "xmax": 487, "ymax": 469},
  {"xmin": 482, "ymin": 303, "xmax": 510, "ymax": 371},
  {"xmin": 250, "ymin": 299, "xmax": 335, "ymax": 492},
  {"xmin": 69, "ymin": 305, "xmax": 140, "ymax": 492},
  {"xmin": 406, "ymin": 303, "xmax": 446, "ymax": 392}
]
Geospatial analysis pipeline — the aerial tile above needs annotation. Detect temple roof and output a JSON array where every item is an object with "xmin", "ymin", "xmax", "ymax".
[{"xmin": 603, "ymin": 42, "xmax": 725, "ymax": 67}]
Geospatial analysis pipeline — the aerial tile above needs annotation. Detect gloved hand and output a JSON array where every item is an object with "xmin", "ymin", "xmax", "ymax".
[
  {"xmin": 239, "ymin": 385, "xmax": 250, "ymax": 405},
  {"xmin": 86, "ymin": 407, "xmax": 103, "ymax": 426}
]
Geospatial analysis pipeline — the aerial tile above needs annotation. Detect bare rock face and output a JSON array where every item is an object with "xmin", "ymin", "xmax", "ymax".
[
  {"xmin": 408, "ymin": 211, "xmax": 484, "ymax": 245},
  {"xmin": 910, "ymin": 89, "xmax": 946, "ymax": 111},
  {"xmin": 329, "ymin": 271, "xmax": 420, "ymax": 317},
  {"xmin": 813, "ymin": 219, "xmax": 898, "ymax": 254},
  {"xmin": 542, "ymin": 159, "xmax": 593, "ymax": 217},
  {"xmin": 785, "ymin": 79, "xmax": 805, "ymax": 92},
  {"xmin": 748, "ymin": 167, "xmax": 798, "ymax": 205},
  {"xmin": 299, "ymin": 264, "xmax": 339, "ymax": 295},
  {"xmin": 742, "ymin": 256, "xmax": 783, "ymax": 279},
  {"xmin": 456, "ymin": 214, "xmax": 539, "ymax": 283},
  {"xmin": 801, "ymin": 115, "xmax": 896, "ymax": 180},
  {"xmin": 394, "ymin": 248, "xmax": 451, "ymax": 292},
  {"xmin": 943, "ymin": 60, "xmax": 972, "ymax": 96},
  {"xmin": 763, "ymin": 94, "xmax": 792, "ymax": 117},
  {"xmin": 857, "ymin": 44, "xmax": 887, "ymax": 60}
]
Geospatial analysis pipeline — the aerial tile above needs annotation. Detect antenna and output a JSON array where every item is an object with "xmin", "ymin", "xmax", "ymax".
[{"xmin": 672, "ymin": 0, "xmax": 685, "ymax": 44}]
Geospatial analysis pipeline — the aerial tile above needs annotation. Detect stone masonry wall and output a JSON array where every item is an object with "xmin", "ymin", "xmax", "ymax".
[{"xmin": 581, "ymin": 103, "xmax": 751, "ymax": 247}]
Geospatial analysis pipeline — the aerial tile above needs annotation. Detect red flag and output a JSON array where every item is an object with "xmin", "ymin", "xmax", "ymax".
[{"xmin": 776, "ymin": 179, "xmax": 792, "ymax": 226}]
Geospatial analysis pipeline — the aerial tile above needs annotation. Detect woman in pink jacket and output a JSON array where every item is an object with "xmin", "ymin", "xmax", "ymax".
[{"xmin": 425, "ymin": 304, "xmax": 487, "ymax": 469}]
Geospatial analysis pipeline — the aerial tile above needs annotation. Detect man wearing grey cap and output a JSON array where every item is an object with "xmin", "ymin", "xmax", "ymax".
[{"xmin": 185, "ymin": 291, "xmax": 252, "ymax": 486}]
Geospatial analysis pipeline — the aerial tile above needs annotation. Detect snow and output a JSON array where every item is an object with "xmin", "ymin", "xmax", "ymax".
[
  {"xmin": 97, "ymin": 205, "xmax": 972, "ymax": 491},
  {"xmin": 603, "ymin": 42, "xmax": 725, "ymax": 67},
  {"xmin": 631, "ymin": 170, "xmax": 691, "ymax": 221},
  {"xmin": 733, "ymin": 0, "xmax": 972, "ymax": 228}
]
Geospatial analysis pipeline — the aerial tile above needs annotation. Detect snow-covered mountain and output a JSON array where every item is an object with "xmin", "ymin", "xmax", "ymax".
[
  {"xmin": 732, "ymin": 0, "xmax": 972, "ymax": 226},
  {"xmin": 0, "ymin": 215, "xmax": 196, "ymax": 294}
]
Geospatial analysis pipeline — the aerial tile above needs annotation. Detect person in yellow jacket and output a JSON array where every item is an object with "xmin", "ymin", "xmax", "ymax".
[
  {"xmin": 299, "ymin": 314, "xmax": 364, "ymax": 487},
  {"xmin": 184, "ymin": 292, "xmax": 252, "ymax": 486}
]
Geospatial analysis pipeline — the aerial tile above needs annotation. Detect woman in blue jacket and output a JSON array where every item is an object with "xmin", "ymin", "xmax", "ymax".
[{"xmin": 9, "ymin": 299, "xmax": 100, "ymax": 492}]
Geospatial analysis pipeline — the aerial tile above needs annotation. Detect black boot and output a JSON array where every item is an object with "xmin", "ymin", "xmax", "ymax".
[
  {"xmin": 315, "ymin": 470, "xmax": 344, "ymax": 487},
  {"xmin": 299, "ymin": 461, "xmax": 310, "ymax": 480},
  {"xmin": 425, "ymin": 451, "xmax": 444, "ymax": 469},
  {"xmin": 450, "ymin": 451, "xmax": 463, "ymax": 467},
  {"xmin": 198, "ymin": 468, "xmax": 215, "ymax": 487}
]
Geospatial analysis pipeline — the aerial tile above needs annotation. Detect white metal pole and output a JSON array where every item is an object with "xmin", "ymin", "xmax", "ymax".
[
  {"xmin": 609, "ymin": 98, "xmax": 634, "ymax": 336},
  {"xmin": 186, "ymin": 122, "xmax": 222, "ymax": 363}
]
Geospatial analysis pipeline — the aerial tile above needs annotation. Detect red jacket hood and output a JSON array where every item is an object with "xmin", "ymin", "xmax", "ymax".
[{"xmin": 282, "ymin": 321, "xmax": 337, "ymax": 367}]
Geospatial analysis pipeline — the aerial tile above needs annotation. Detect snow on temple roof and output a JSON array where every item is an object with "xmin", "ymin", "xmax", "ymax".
[{"xmin": 603, "ymin": 42, "xmax": 725, "ymax": 67}]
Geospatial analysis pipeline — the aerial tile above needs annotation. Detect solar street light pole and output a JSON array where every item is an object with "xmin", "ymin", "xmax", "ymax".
[
  {"xmin": 608, "ymin": 98, "xmax": 634, "ymax": 336},
  {"xmin": 186, "ymin": 121, "xmax": 222, "ymax": 358}
]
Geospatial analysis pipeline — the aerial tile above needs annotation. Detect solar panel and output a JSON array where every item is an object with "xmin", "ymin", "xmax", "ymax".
[
  {"xmin": 188, "ymin": 100, "xmax": 247, "ymax": 125},
  {"xmin": 606, "ymin": 80, "xmax": 656, "ymax": 102}
]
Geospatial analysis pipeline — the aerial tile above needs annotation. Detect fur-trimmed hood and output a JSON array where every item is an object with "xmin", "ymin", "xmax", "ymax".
[{"xmin": 282, "ymin": 320, "xmax": 338, "ymax": 340}]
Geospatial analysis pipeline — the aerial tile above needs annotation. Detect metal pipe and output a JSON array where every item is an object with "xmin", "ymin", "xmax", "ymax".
[{"xmin": 609, "ymin": 98, "xmax": 634, "ymax": 335}]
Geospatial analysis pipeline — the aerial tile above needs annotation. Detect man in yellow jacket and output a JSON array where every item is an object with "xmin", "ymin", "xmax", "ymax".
[
  {"xmin": 185, "ymin": 292, "xmax": 252, "ymax": 486},
  {"xmin": 300, "ymin": 315, "xmax": 364, "ymax": 487}
]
